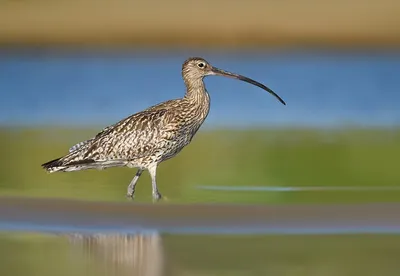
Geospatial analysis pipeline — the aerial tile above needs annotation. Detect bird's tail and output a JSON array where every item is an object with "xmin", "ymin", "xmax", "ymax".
[
  {"xmin": 41, "ymin": 157, "xmax": 64, "ymax": 172},
  {"xmin": 42, "ymin": 151, "xmax": 127, "ymax": 173},
  {"xmin": 41, "ymin": 150, "xmax": 96, "ymax": 173}
]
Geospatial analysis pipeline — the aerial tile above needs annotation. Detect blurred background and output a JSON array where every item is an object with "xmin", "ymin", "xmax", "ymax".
[{"xmin": 1, "ymin": 0, "xmax": 400, "ymax": 275}]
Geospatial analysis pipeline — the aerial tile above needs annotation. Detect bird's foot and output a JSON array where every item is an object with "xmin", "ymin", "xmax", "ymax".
[
  {"xmin": 152, "ymin": 191, "xmax": 162, "ymax": 201},
  {"xmin": 126, "ymin": 188, "xmax": 135, "ymax": 199}
]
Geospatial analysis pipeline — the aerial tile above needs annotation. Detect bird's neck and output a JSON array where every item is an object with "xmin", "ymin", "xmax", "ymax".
[
  {"xmin": 183, "ymin": 77, "xmax": 210, "ymax": 104},
  {"xmin": 182, "ymin": 77, "xmax": 211, "ymax": 124}
]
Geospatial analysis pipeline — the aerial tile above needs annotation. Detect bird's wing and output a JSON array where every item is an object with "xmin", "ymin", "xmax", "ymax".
[
  {"xmin": 69, "ymin": 124, "xmax": 115, "ymax": 153},
  {"xmin": 68, "ymin": 100, "xmax": 180, "ymax": 153},
  {"xmin": 73, "ymin": 108, "xmax": 176, "ymax": 161}
]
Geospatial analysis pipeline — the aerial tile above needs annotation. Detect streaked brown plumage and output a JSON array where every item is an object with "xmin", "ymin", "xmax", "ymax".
[{"xmin": 42, "ymin": 57, "xmax": 286, "ymax": 200}]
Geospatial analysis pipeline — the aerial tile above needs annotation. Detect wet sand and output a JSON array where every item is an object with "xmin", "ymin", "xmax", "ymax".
[{"xmin": 0, "ymin": 196, "xmax": 399, "ymax": 234}]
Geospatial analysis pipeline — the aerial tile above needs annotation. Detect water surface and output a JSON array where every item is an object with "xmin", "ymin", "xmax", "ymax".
[
  {"xmin": 1, "ymin": 197, "xmax": 400, "ymax": 276},
  {"xmin": 1, "ymin": 49, "xmax": 399, "ymax": 128}
]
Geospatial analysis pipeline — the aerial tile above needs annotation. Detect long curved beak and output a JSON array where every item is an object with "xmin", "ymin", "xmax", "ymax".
[{"xmin": 211, "ymin": 66, "xmax": 286, "ymax": 105}]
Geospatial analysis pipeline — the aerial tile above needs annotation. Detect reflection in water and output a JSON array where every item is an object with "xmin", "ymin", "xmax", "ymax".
[
  {"xmin": 0, "ymin": 231, "xmax": 399, "ymax": 276},
  {"xmin": 66, "ymin": 232, "xmax": 164, "ymax": 276}
]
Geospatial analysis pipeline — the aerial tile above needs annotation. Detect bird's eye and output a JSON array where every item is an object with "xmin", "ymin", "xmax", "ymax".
[{"xmin": 197, "ymin": 62, "xmax": 205, "ymax": 68}]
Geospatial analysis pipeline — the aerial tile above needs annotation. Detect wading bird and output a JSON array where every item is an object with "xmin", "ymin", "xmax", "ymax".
[{"xmin": 42, "ymin": 57, "xmax": 286, "ymax": 200}]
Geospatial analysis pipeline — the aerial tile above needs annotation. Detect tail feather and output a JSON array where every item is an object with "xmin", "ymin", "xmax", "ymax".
[
  {"xmin": 41, "ymin": 146, "xmax": 97, "ymax": 173},
  {"xmin": 42, "ymin": 153, "xmax": 127, "ymax": 173},
  {"xmin": 42, "ymin": 157, "xmax": 97, "ymax": 172},
  {"xmin": 41, "ymin": 157, "xmax": 64, "ymax": 171}
]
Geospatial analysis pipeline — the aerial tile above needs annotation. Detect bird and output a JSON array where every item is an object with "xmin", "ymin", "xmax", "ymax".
[{"xmin": 41, "ymin": 57, "xmax": 286, "ymax": 201}]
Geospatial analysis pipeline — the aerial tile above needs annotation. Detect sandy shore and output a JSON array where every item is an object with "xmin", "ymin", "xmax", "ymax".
[{"xmin": 1, "ymin": 0, "xmax": 400, "ymax": 48}]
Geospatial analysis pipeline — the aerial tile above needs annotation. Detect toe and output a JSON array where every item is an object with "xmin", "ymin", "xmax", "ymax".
[{"xmin": 152, "ymin": 192, "xmax": 162, "ymax": 201}]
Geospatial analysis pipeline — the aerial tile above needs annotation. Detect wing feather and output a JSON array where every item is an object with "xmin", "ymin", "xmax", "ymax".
[
  {"xmin": 78, "ymin": 109, "xmax": 171, "ymax": 161},
  {"xmin": 69, "ymin": 124, "xmax": 116, "ymax": 153},
  {"xmin": 63, "ymin": 98, "xmax": 183, "ymax": 166}
]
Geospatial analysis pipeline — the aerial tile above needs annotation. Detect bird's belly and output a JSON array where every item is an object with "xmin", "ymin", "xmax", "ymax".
[
  {"xmin": 155, "ymin": 131, "xmax": 195, "ymax": 162},
  {"xmin": 127, "ymin": 124, "xmax": 201, "ymax": 167},
  {"xmin": 160, "ymin": 138, "xmax": 190, "ymax": 159}
]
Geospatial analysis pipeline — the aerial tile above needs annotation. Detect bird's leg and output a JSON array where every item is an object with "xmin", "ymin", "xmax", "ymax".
[
  {"xmin": 148, "ymin": 164, "xmax": 162, "ymax": 201},
  {"xmin": 126, "ymin": 169, "xmax": 143, "ymax": 198}
]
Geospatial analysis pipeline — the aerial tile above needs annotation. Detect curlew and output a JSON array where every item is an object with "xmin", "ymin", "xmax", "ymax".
[{"xmin": 42, "ymin": 57, "xmax": 286, "ymax": 200}]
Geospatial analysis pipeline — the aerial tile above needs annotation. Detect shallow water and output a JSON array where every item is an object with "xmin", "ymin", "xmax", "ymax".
[
  {"xmin": 1, "ymin": 196, "xmax": 400, "ymax": 235},
  {"xmin": 0, "ymin": 197, "xmax": 400, "ymax": 275},
  {"xmin": 1, "ymin": 230, "xmax": 400, "ymax": 276}
]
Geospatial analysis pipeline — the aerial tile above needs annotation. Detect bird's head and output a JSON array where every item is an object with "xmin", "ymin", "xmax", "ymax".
[
  {"xmin": 182, "ymin": 57, "xmax": 286, "ymax": 105},
  {"xmin": 182, "ymin": 57, "xmax": 213, "ymax": 80}
]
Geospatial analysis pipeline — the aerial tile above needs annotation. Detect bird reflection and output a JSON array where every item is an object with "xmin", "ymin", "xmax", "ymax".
[{"xmin": 65, "ymin": 232, "xmax": 164, "ymax": 276}]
